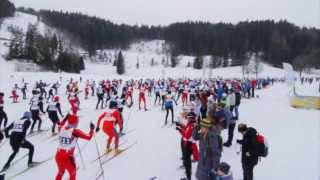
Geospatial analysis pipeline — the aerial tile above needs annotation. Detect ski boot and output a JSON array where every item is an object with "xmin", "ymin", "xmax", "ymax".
[
  {"xmin": 0, "ymin": 164, "xmax": 10, "ymax": 173},
  {"xmin": 28, "ymin": 161, "xmax": 41, "ymax": 168},
  {"xmin": 115, "ymin": 148, "xmax": 124, "ymax": 156},
  {"xmin": 105, "ymin": 147, "xmax": 112, "ymax": 154}
]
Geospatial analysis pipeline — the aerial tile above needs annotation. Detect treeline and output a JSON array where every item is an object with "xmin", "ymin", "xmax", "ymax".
[
  {"xmin": 39, "ymin": 10, "xmax": 162, "ymax": 56},
  {"xmin": 7, "ymin": 24, "xmax": 85, "ymax": 73},
  {"xmin": 164, "ymin": 21, "xmax": 320, "ymax": 67},
  {"xmin": 38, "ymin": 9, "xmax": 320, "ymax": 67},
  {"xmin": 0, "ymin": 0, "xmax": 15, "ymax": 18}
]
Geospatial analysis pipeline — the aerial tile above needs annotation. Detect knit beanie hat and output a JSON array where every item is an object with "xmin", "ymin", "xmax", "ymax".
[
  {"xmin": 200, "ymin": 118, "xmax": 212, "ymax": 128},
  {"xmin": 218, "ymin": 162, "xmax": 230, "ymax": 175}
]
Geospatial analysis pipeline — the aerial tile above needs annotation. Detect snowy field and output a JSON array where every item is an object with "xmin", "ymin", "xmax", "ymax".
[
  {"xmin": 0, "ymin": 72, "xmax": 319, "ymax": 180},
  {"xmin": 0, "ymin": 12, "xmax": 320, "ymax": 180}
]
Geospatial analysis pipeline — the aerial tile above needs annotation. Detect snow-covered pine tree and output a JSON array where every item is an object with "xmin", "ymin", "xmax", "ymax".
[
  {"xmin": 117, "ymin": 51, "xmax": 125, "ymax": 75},
  {"xmin": 193, "ymin": 55, "xmax": 203, "ymax": 69}
]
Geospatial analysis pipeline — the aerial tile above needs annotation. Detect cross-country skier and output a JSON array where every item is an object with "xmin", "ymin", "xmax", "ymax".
[
  {"xmin": 126, "ymin": 84, "xmax": 133, "ymax": 107},
  {"xmin": 116, "ymin": 94, "xmax": 126, "ymax": 135},
  {"xmin": 11, "ymin": 84, "xmax": 19, "ymax": 103},
  {"xmin": 96, "ymin": 83, "xmax": 105, "ymax": 109},
  {"xmin": 176, "ymin": 108, "xmax": 199, "ymax": 180},
  {"xmin": 55, "ymin": 113, "xmax": 95, "ymax": 180},
  {"xmin": 0, "ymin": 130, "xmax": 3, "ymax": 143},
  {"xmin": 1, "ymin": 112, "xmax": 38, "ymax": 172},
  {"xmin": 29, "ymin": 90, "xmax": 45, "ymax": 133},
  {"xmin": 164, "ymin": 91, "xmax": 178, "ymax": 125},
  {"xmin": 154, "ymin": 83, "xmax": 161, "ymax": 105},
  {"xmin": 181, "ymin": 86, "xmax": 189, "ymax": 106},
  {"xmin": 139, "ymin": 84, "xmax": 147, "ymax": 111},
  {"xmin": 0, "ymin": 93, "xmax": 7, "ymax": 129},
  {"xmin": 96, "ymin": 101, "xmax": 123, "ymax": 154},
  {"xmin": 21, "ymin": 82, "xmax": 28, "ymax": 100},
  {"xmin": 47, "ymin": 96, "xmax": 64, "ymax": 136}
]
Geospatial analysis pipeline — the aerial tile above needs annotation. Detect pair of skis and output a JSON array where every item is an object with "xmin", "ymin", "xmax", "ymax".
[
  {"xmin": 94, "ymin": 141, "xmax": 138, "ymax": 180},
  {"xmin": 6, "ymin": 158, "xmax": 51, "ymax": 180}
]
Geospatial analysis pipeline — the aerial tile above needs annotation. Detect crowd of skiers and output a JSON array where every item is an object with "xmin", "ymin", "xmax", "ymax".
[
  {"xmin": 0, "ymin": 76, "xmax": 275, "ymax": 180},
  {"xmin": 168, "ymin": 78, "xmax": 272, "ymax": 180}
]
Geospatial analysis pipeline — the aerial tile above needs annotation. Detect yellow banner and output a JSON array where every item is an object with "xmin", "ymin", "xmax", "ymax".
[{"xmin": 290, "ymin": 96, "xmax": 320, "ymax": 110}]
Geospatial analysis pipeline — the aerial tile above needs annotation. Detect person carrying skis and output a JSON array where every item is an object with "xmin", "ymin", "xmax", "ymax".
[
  {"xmin": 47, "ymin": 96, "xmax": 64, "ymax": 136},
  {"xmin": 1, "ymin": 112, "xmax": 37, "ymax": 172},
  {"xmin": 55, "ymin": 112, "xmax": 95, "ymax": 180},
  {"xmin": 96, "ymin": 101, "xmax": 123, "ymax": 154}
]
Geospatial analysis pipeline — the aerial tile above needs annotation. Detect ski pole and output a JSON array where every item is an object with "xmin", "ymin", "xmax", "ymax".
[
  {"xmin": 124, "ymin": 107, "xmax": 133, "ymax": 131},
  {"xmin": 76, "ymin": 141, "xmax": 86, "ymax": 170},
  {"xmin": 93, "ymin": 134, "xmax": 106, "ymax": 180}
]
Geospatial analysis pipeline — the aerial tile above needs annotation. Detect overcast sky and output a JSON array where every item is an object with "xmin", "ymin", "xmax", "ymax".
[{"xmin": 11, "ymin": 0, "xmax": 320, "ymax": 28}]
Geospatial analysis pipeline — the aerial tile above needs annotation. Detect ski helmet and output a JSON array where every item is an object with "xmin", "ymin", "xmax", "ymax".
[
  {"xmin": 109, "ymin": 101, "xmax": 118, "ymax": 109},
  {"xmin": 54, "ymin": 96, "xmax": 60, "ymax": 102},
  {"xmin": 23, "ymin": 111, "xmax": 32, "ymax": 119}
]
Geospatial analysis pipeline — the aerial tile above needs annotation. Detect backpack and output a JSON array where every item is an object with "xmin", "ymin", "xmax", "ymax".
[{"xmin": 256, "ymin": 134, "xmax": 268, "ymax": 157}]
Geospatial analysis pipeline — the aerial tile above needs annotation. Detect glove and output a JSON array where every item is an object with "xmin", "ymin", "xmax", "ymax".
[
  {"xmin": 90, "ymin": 123, "xmax": 95, "ymax": 130},
  {"xmin": 95, "ymin": 127, "xmax": 100, "ymax": 132},
  {"xmin": 236, "ymin": 139, "xmax": 241, "ymax": 144}
]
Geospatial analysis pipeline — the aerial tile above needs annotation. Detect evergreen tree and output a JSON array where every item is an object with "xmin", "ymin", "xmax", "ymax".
[
  {"xmin": 116, "ymin": 51, "xmax": 125, "ymax": 75},
  {"xmin": 193, "ymin": 55, "xmax": 203, "ymax": 69},
  {"xmin": 0, "ymin": 0, "xmax": 15, "ymax": 18},
  {"xmin": 25, "ymin": 24, "xmax": 38, "ymax": 60}
]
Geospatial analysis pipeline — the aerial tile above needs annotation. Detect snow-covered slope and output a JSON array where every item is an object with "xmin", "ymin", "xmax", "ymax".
[{"xmin": 85, "ymin": 40, "xmax": 286, "ymax": 79}]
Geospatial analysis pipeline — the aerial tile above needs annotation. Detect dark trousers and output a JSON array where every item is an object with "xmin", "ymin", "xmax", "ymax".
[
  {"xmin": 181, "ymin": 139, "xmax": 192, "ymax": 180},
  {"xmin": 91, "ymin": 87, "xmax": 95, "ymax": 96},
  {"xmin": 161, "ymin": 95, "xmax": 166, "ymax": 109},
  {"xmin": 229, "ymin": 105, "xmax": 235, "ymax": 114},
  {"xmin": 31, "ymin": 110, "xmax": 42, "ymax": 131},
  {"xmin": 48, "ymin": 111, "xmax": 59, "ymax": 133},
  {"xmin": 4, "ymin": 139, "xmax": 34, "ymax": 168},
  {"xmin": 200, "ymin": 106, "xmax": 207, "ymax": 120},
  {"xmin": 226, "ymin": 123, "xmax": 236, "ymax": 144},
  {"xmin": 96, "ymin": 95, "xmax": 104, "ymax": 109},
  {"xmin": 251, "ymin": 88, "xmax": 255, "ymax": 98},
  {"xmin": 0, "ymin": 109, "xmax": 7, "ymax": 129},
  {"xmin": 165, "ymin": 107, "xmax": 174, "ymax": 124},
  {"xmin": 154, "ymin": 94, "xmax": 161, "ymax": 104},
  {"xmin": 22, "ymin": 89, "xmax": 27, "ymax": 99},
  {"xmin": 242, "ymin": 163, "xmax": 255, "ymax": 180}
]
